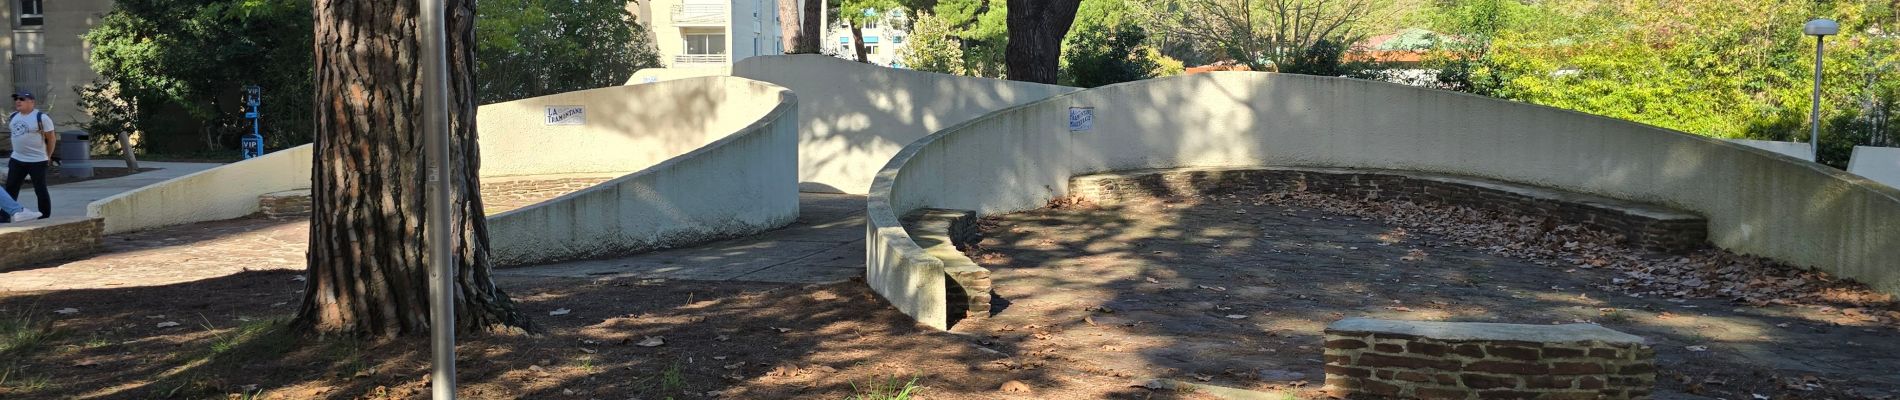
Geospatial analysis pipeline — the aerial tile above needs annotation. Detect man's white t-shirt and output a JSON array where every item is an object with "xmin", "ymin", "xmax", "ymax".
[{"xmin": 9, "ymin": 111, "xmax": 54, "ymax": 163}]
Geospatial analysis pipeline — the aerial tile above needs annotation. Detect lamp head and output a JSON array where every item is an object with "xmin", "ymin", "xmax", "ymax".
[{"xmin": 1805, "ymin": 19, "xmax": 1839, "ymax": 36}]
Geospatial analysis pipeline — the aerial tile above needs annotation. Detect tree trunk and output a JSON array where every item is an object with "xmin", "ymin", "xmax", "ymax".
[
  {"xmin": 779, "ymin": 0, "xmax": 801, "ymax": 53},
  {"xmin": 799, "ymin": 0, "xmax": 822, "ymax": 52},
  {"xmin": 1005, "ymin": 0, "xmax": 1082, "ymax": 84},
  {"xmin": 851, "ymin": 24, "xmax": 869, "ymax": 63},
  {"xmin": 295, "ymin": 0, "xmax": 533, "ymax": 337}
]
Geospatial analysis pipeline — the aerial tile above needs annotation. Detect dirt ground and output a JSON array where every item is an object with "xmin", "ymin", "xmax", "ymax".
[
  {"xmin": 2, "ymin": 188, "xmax": 1896, "ymax": 399},
  {"xmin": 955, "ymin": 191, "xmax": 1900, "ymax": 400}
]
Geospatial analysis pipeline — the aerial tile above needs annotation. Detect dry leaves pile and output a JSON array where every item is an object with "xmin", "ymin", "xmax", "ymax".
[{"xmin": 1200, "ymin": 190, "xmax": 1900, "ymax": 327}]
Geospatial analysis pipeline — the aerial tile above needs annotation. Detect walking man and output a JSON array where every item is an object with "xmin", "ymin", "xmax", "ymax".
[{"xmin": 7, "ymin": 91, "xmax": 55, "ymax": 218}]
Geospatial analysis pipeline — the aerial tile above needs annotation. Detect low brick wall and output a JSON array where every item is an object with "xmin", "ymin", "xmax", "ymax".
[
  {"xmin": 259, "ymin": 189, "xmax": 312, "ymax": 219},
  {"xmin": 481, "ymin": 176, "xmax": 615, "ymax": 214},
  {"xmin": 253, "ymin": 176, "xmax": 616, "ymax": 218},
  {"xmin": 1324, "ymin": 318, "xmax": 1655, "ymax": 400},
  {"xmin": 900, "ymin": 209, "xmax": 993, "ymax": 324},
  {"xmin": 0, "ymin": 217, "xmax": 104, "ymax": 271},
  {"xmin": 1070, "ymin": 167, "xmax": 1708, "ymax": 253}
]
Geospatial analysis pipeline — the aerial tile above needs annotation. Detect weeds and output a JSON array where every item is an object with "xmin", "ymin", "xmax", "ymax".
[
  {"xmin": 0, "ymin": 364, "xmax": 55, "ymax": 394},
  {"xmin": 0, "ymin": 307, "xmax": 61, "ymax": 357},
  {"xmin": 660, "ymin": 362, "xmax": 686, "ymax": 391},
  {"xmin": 848, "ymin": 375, "xmax": 922, "ymax": 400}
]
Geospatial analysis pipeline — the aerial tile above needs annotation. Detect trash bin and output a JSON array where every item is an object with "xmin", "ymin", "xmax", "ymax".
[{"xmin": 56, "ymin": 131, "xmax": 92, "ymax": 179}]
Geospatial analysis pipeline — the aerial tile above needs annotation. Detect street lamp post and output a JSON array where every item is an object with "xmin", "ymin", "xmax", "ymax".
[{"xmin": 1805, "ymin": 18, "xmax": 1839, "ymax": 162}]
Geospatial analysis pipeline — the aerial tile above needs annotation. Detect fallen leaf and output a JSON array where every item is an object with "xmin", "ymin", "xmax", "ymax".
[
  {"xmin": 54, "ymin": 308, "xmax": 78, "ymax": 315},
  {"xmin": 579, "ymin": 348, "xmax": 597, "ymax": 354},
  {"xmin": 1225, "ymin": 314, "xmax": 1247, "ymax": 319},
  {"xmin": 548, "ymin": 308, "xmax": 572, "ymax": 316},
  {"xmin": 715, "ymin": 335, "xmax": 731, "ymax": 342},
  {"xmin": 1193, "ymin": 374, "xmax": 1213, "ymax": 382},
  {"xmin": 1145, "ymin": 277, "xmax": 1159, "ymax": 284},
  {"xmin": 636, "ymin": 336, "xmax": 665, "ymax": 347},
  {"xmin": 1685, "ymin": 345, "xmax": 1709, "ymax": 352},
  {"xmin": 156, "ymin": 321, "xmax": 180, "ymax": 328}
]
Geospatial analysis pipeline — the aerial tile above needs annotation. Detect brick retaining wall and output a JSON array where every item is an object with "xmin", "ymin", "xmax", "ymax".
[
  {"xmin": 255, "ymin": 176, "xmax": 616, "ymax": 218},
  {"xmin": 1324, "ymin": 318, "xmax": 1655, "ymax": 400},
  {"xmin": 1070, "ymin": 167, "xmax": 1708, "ymax": 253},
  {"xmin": 0, "ymin": 217, "xmax": 104, "ymax": 271},
  {"xmin": 901, "ymin": 209, "xmax": 993, "ymax": 325}
]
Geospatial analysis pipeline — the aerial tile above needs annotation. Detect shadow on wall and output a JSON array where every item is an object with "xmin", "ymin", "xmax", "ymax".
[
  {"xmin": 89, "ymin": 77, "xmax": 803, "ymax": 269},
  {"xmin": 869, "ymin": 71, "xmax": 1900, "ymax": 329},
  {"xmin": 485, "ymin": 77, "xmax": 801, "ymax": 266},
  {"xmin": 731, "ymin": 55, "xmax": 1081, "ymax": 194}
]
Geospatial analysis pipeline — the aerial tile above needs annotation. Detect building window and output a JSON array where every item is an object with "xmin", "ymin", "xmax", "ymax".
[
  {"xmin": 864, "ymin": 45, "xmax": 878, "ymax": 55},
  {"xmin": 684, "ymin": 33, "xmax": 727, "ymax": 55},
  {"xmin": 19, "ymin": 0, "xmax": 43, "ymax": 26}
]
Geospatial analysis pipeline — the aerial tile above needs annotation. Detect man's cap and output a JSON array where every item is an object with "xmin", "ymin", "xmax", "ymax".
[{"xmin": 11, "ymin": 92, "xmax": 32, "ymax": 100}]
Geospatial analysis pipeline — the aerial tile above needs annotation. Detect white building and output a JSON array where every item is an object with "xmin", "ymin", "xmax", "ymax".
[
  {"xmin": 825, "ymin": 8, "xmax": 910, "ymax": 68},
  {"xmin": 632, "ymin": 0, "xmax": 790, "ymax": 68}
]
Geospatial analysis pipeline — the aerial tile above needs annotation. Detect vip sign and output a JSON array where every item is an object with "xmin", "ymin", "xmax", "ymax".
[{"xmin": 546, "ymin": 106, "xmax": 586, "ymax": 126}]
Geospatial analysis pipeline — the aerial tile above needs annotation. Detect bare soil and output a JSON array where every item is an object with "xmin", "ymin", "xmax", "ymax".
[
  {"xmin": 2, "ymin": 189, "xmax": 1895, "ymax": 399},
  {"xmin": 955, "ymin": 191, "xmax": 1900, "ymax": 400}
]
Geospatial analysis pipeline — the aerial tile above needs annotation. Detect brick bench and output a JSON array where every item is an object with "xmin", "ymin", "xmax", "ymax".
[
  {"xmin": 0, "ymin": 216, "xmax": 104, "ymax": 271},
  {"xmin": 259, "ymin": 189, "xmax": 313, "ymax": 219},
  {"xmin": 1070, "ymin": 167, "xmax": 1708, "ymax": 253},
  {"xmin": 900, "ymin": 209, "xmax": 992, "ymax": 325},
  {"xmin": 1323, "ymin": 318, "xmax": 1655, "ymax": 400}
]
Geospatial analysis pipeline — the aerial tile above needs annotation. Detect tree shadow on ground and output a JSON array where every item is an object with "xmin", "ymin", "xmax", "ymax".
[{"xmin": 953, "ymin": 189, "xmax": 1900, "ymax": 399}]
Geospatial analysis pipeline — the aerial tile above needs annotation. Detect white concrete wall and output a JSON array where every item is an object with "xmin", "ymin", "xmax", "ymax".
[
  {"xmin": 627, "ymin": 66, "xmax": 732, "ymax": 85},
  {"xmin": 88, "ymin": 144, "xmax": 313, "ymax": 234},
  {"xmin": 1849, "ymin": 146, "xmax": 1900, "ymax": 190},
  {"xmin": 485, "ymin": 78, "xmax": 799, "ymax": 266},
  {"xmin": 733, "ymin": 55, "xmax": 1079, "ymax": 193},
  {"xmin": 869, "ymin": 72, "xmax": 1900, "ymax": 328},
  {"xmin": 1725, "ymin": 139, "xmax": 1813, "ymax": 162},
  {"xmin": 92, "ymin": 76, "xmax": 801, "ymax": 261}
]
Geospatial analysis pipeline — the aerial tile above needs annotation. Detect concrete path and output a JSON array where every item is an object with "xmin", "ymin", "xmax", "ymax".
[
  {"xmin": 497, "ymin": 193, "xmax": 866, "ymax": 284},
  {"xmin": 4, "ymin": 160, "xmax": 222, "ymax": 219}
]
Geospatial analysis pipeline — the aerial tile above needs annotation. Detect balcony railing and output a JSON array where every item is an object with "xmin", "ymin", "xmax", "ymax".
[
  {"xmin": 674, "ymin": 54, "xmax": 729, "ymax": 65},
  {"xmin": 671, "ymin": 4, "xmax": 728, "ymax": 26}
]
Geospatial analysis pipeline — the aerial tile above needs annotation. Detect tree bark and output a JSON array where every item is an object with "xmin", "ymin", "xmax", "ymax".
[
  {"xmin": 779, "ymin": 0, "xmax": 801, "ymax": 53},
  {"xmin": 295, "ymin": 0, "xmax": 533, "ymax": 337},
  {"xmin": 1005, "ymin": 0, "xmax": 1082, "ymax": 83},
  {"xmin": 851, "ymin": 24, "xmax": 869, "ymax": 62},
  {"xmin": 799, "ymin": 0, "xmax": 822, "ymax": 52}
]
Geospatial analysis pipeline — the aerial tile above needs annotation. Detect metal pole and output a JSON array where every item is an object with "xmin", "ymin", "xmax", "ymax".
[
  {"xmin": 1809, "ymin": 36, "xmax": 1825, "ymax": 162},
  {"xmin": 419, "ymin": 0, "xmax": 457, "ymax": 398}
]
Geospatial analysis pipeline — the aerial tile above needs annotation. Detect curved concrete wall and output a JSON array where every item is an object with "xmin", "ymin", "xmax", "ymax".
[
  {"xmin": 93, "ymin": 77, "xmax": 801, "ymax": 266},
  {"xmin": 626, "ymin": 66, "xmax": 732, "ymax": 86},
  {"xmin": 733, "ymin": 55, "xmax": 1079, "ymax": 193},
  {"xmin": 88, "ymin": 144, "xmax": 314, "ymax": 234},
  {"xmin": 486, "ymin": 78, "xmax": 799, "ymax": 266},
  {"xmin": 869, "ymin": 72, "xmax": 1900, "ymax": 328}
]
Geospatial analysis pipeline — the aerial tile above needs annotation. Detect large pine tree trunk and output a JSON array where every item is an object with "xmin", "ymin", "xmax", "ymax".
[
  {"xmin": 295, "ymin": 0, "xmax": 533, "ymax": 337},
  {"xmin": 1004, "ymin": 0, "xmax": 1082, "ymax": 84},
  {"xmin": 779, "ymin": 0, "xmax": 801, "ymax": 53},
  {"xmin": 798, "ymin": 0, "xmax": 822, "ymax": 52}
]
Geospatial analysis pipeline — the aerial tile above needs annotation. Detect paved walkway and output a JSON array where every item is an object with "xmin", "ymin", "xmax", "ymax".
[
  {"xmin": 497, "ymin": 193, "xmax": 866, "ymax": 283},
  {"xmin": 1, "ymin": 193, "xmax": 866, "ymax": 291},
  {"xmin": 5, "ymin": 160, "xmax": 222, "ymax": 219}
]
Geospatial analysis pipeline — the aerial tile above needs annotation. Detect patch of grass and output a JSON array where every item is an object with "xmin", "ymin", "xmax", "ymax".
[
  {"xmin": 0, "ymin": 308, "xmax": 61, "ymax": 357},
  {"xmin": 203, "ymin": 317, "xmax": 287, "ymax": 356},
  {"xmin": 660, "ymin": 362, "xmax": 687, "ymax": 392},
  {"xmin": 1599, "ymin": 309, "xmax": 1633, "ymax": 324},
  {"xmin": 848, "ymin": 375, "xmax": 923, "ymax": 400},
  {"xmin": 0, "ymin": 364, "xmax": 56, "ymax": 394}
]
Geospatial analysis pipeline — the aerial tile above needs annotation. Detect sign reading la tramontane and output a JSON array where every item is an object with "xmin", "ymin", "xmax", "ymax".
[{"xmin": 546, "ymin": 106, "xmax": 586, "ymax": 126}]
